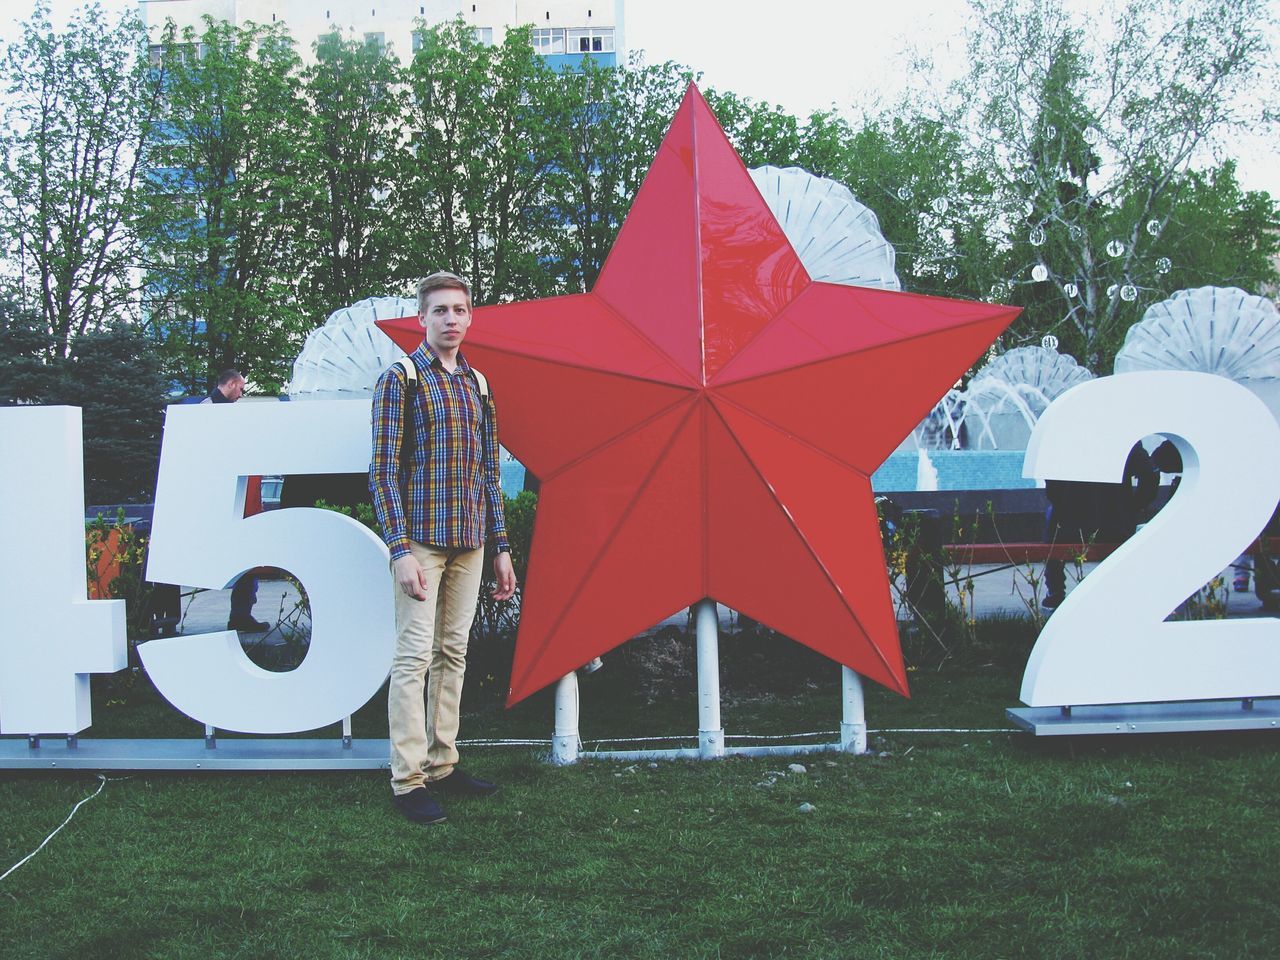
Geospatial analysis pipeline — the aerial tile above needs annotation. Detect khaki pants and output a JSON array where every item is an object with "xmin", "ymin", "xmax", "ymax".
[{"xmin": 389, "ymin": 541, "xmax": 484, "ymax": 795}]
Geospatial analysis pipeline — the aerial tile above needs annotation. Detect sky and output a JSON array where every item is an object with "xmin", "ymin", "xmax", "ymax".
[
  {"xmin": 625, "ymin": 0, "xmax": 972, "ymax": 119},
  {"xmin": 2, "ymin": 0, "xmax": 1277, "ymax": 195}
]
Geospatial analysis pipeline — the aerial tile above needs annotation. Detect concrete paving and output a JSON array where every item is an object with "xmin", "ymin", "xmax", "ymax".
[
  {"xmin": 178, "ymin": 578, "xmax": 310, "ymax": 645},
  {"xmin": 177, "ymin": 556, "xmax": 1270, "ymax": 645},
  {"xmin": 934, "ymin": 558, "xmax": 1270, "ymax": 620}
]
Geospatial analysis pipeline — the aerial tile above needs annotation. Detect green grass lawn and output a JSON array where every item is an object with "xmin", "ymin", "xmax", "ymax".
[{"xmin": 2, "ymin": 622, "xmax": 1278, "ymax": 959}]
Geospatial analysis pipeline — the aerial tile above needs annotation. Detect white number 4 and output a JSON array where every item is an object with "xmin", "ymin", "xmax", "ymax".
[{"xmin": 0, "ymin": 407, "xmax": 126, "ymax": 734}]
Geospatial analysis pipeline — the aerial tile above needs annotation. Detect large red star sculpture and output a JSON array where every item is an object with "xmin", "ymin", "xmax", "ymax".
[{"xmin": 380, "ymin": 84, "xmax": 1019, "ymax": 705}]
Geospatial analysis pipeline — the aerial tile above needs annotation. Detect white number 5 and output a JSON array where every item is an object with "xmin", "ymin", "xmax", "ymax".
[
  {"xmin": 1021, "ymin": 371, "xmax": 1280, "ymax": 706},
  {"xmin": 143, "ymin": 400, "xmax": 394, "ymax": 733}
]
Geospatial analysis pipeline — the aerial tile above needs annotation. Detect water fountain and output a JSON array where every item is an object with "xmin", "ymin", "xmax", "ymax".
[
  {"xmin": 1114, "ymin": 286, "xmax": 1280, "ymax": 424},
  {"xmin": 960, "ymin": 344, "xmax": 1095, "ymax": 450},
  {"xmin": 285, "ymin": 296, "xmax": 417, "ymax": 400}
]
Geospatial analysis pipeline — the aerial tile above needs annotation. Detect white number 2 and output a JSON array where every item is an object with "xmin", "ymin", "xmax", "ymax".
[
  {"xmin": 1021, "ymin": 371, "xmax": 1280, "ymax": 706},
  {"xmin": 142, "ymin": 400, "xmax": 395, "ymax": 733}
]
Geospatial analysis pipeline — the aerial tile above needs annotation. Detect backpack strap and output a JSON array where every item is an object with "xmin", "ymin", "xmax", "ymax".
[
  {"xmin": 402, "ymin": 355, "xmax": 487, "ymax": 396},
  {"xmin": 390, "ymin": 356, "xmax": 488, "ymax": 494},
  {"xmin": 395, "ymin": 357, "xmax": 417, "ymax": 489}
]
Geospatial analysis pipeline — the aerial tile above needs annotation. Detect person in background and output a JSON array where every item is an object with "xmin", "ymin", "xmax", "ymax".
[
  {"xmin": 201, "ymin": 368, "xmax": 246, "ymax": 405},
  {"xmin": 201, "ymin": 368, "xmax": 268, "ymax": 633},
  {"xmin": 1043, "ymin": 441, "xmax": 1157, "ymax": 609}
]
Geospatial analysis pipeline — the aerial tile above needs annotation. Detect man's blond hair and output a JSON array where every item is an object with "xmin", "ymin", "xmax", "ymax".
[{"xmin": 417, "ymin": 271, "xmax": 471, "ymax": 314}]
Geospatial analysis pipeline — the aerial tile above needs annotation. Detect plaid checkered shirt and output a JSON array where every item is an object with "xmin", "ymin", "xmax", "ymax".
[{"xmin": 369, "ymin": 344, "xmax": 510, "ymax": 561}]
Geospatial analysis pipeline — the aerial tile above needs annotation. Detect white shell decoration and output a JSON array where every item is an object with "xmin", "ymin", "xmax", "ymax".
[
  {"xmin": 913, "ymin": 346, "xmax": 1095, "ymax": 451},
  {"xmin": 748, "ymin": 165, "xmax": 900, "ymax": 291},
  {"xmin": 971, "ymin": 345, "xmax": 1096, "ymax": 402},
  {"xmin": 286, "ymin": 296, "xmax": 418, "ymax": 399},
  {"xmin": 1113, "ymin": 286, "xmax": 1280, "ymax": 379}
]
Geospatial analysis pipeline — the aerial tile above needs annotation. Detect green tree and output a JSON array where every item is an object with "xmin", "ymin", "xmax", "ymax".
[
  {"xmin": 546, "ymin": 56, "xmax": 692, "ymax": 291},
  {"xmin": 704, "ymin": 88, "xmax": 803, "ymax": 168},
  {"xmin": 61, "ymin": 325, "xmax": 169, "ymax": 503},
  {"xmin": 0, "ymin": 295, "xmax": 60, "ymax": 404},
  {"xmin": 398, "ymin": 21, "xmax": 564, "ymax": 303},
  {"xmin": 796, "ymin": 109, "xmax": 1001, "ymax": 300},
  {"xmin": 953, "ymin": 0, "xmax": 1279, "ymax": 366},
  {"xmin": 141, "ymin": 16, "xmax": 313, "ymax": 393},
  {"xmin": 0, "ymin": 299, "xmax": 167, "ymax": 503},
  {"xmin": 298, "ymin": 31, "xmax": 407, "ymax": 317},
  {"xmin": 0, "ymin": 1, "xmax": 159, "ymax": 359},
  {"xmin": 1151, "ymin": 162, "xmax": 1280, "ymax": 301}
]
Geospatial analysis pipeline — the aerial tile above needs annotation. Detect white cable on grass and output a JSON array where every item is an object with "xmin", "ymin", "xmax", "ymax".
[
  {"xmin": 1, "ymin": 775, "xmax": 107, "ymax": 883},
  {"xmin": 872, "ymin": 728, "xmax": 1017, "ymax": 734},
  {"xmin": 577, "ymin": 728, "xmax": 1019, "ymax": 750},
  {"xmin": 583, "ymin": 731, "xmax": 829, "ymax": 748},
  {"xmin": 458, "ymin": 727, "xmax": 1020, "ymax": 750}
]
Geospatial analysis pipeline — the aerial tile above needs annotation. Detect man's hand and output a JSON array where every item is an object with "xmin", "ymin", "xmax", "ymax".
[
  {"xmin": 491, "ymin": 551, "xmax": 516, "ymax": 601},
  {"xmin": 393, "ymin": 554, "xmax": 429, "ymax": 601}
]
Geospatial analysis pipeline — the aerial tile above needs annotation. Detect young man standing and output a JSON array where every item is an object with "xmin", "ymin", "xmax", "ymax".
[{"xmin": 370, "ymin": 271, "xmax": 516, "ymax": 824}]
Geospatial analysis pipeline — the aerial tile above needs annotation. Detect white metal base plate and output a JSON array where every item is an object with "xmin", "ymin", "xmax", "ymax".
[
  {"xmin": 0, "ymin": 738, "xmax": 391, "ymax": 770},
  {"xmin": 1006, "ymin": 698, "xmax": 1280, "ymax": 736}
]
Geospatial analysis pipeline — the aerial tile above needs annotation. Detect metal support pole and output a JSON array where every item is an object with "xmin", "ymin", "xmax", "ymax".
[
  {"xmin": 204, "ymin": 725, "xmax": 216, "ymax": 749},
  {"xmin": 839, "ymin": 666, "xmax": 867, "ymax": 754},
  {"xmin": 27, "ymin": 736, "xmax": 39, "ymax": 750},
  {"xmin": 550, "ymin": 672, "xmax": 580, "ymax": 765},
  {"xmin": 341, "ymin": 715, "xmax": 353, "ymax": 749},
  {"xmin": 696, "ymin": 599, "xmax": 724, "ymax": 758},
  {"xmin": 65, "ymin": 734, "xmax": 78, "ymax": 749}
]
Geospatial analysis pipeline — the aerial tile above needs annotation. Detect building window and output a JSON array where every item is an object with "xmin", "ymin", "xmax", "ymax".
[
  {"xmin": 150, "ymin": 42, "xmax": 203, "ymax": 67},
  {"xmin": 474, "ymin": 27, "xmax": 493, "ymax": 46},
  {"xmin": 567, "ymin": 27, "xmax": 614, "ymax": 53},
  {"xmin": 258, "ymin": 35, "xmax": 293, "ymax": 57},
  {"xmin": 316, "ymin": 30, "xmax": 343, "ymax": 56},
  {"xmin": 531, "ymin": 27, "xmax": 565, "ymax": 55},
  {"xmin": 364, "ymin": 32, "xmax": 386, "ymax": 55},
  {"xmin": 412, "ymin": 30, "xmax": 425, "ymax": 53}
]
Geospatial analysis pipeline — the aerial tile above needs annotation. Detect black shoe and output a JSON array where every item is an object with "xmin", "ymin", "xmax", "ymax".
[
  {"xmin": 393, "ymin": 788, "xmax": 447, "ymax": 824},
  {"xmin": 431, "ymin": 768, "xmax": 499, "ymax": 797},
  {"xmin": 1042, "ymin": 595, "xmax": 1062, "ymax": 610},
  {"xmin": 228, "ymin": 617, "xmax": 270, "ymax": 632}
]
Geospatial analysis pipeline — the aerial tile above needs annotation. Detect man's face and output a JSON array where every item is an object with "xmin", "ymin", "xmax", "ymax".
[
  {"xmin": 221, "ymin": 377, "xmax": 246, "ymax": 401},
  {"xmin": 419, "ymin": 287, "xmax": 472, "ymax": 354}
]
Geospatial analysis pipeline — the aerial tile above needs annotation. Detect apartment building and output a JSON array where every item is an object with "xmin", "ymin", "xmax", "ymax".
[{"xmin": 138, "ymin": 0, "xmax": 625, "ymax": 67}]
